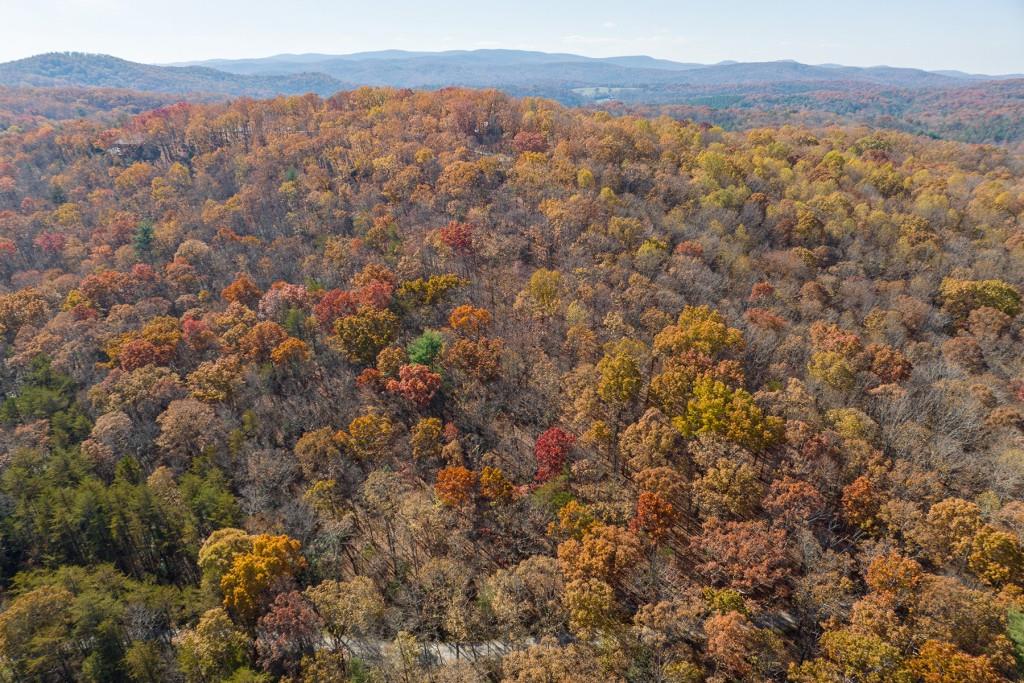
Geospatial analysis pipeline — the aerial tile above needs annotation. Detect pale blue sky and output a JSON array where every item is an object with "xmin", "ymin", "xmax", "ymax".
[{"xmin": 0, "ymin": 0, "xmax": 1021, "ymax": 74}]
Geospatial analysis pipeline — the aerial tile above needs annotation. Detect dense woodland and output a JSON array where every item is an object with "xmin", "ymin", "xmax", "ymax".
[
  {"xmin": 0, "ymin": 86, "xmax": 195, "ymax": 147},
  {"xmin": 599, "ymin": 79, "xmax": 1024, "ymax": 147},
  {"xmin": 0, "ymin": 87, "xmax": 1023, "ymax": 681},
  {"xmin": 4, "ymin": 53, "xmax": 1024, "ymax": 147}
]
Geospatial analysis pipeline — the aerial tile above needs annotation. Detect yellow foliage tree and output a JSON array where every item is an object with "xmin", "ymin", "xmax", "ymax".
[
  {"xmin": 596, "ymin": 339, "xmax": 646, "ymax": 407},
  {"xmin": 342, "ymin": 414, "xmax": 395, "ymax": 461},
  {"xmin": 563, "ymin": 578, "xmax": 617, "ymax": 639},
  {"xmin": 221, "ymin": 534, "xmax": 306, "ymax": 625},
  {"xmin": 654, "ymin": 305, "xmax": 743, "ymax": 358},
  {"xmin": 968, "ymin": 526, "xmax": 1024, "ymax": 586},
  {"xmin": 673, "ymin": 374, "xmax": 783, "ymax": 452}
]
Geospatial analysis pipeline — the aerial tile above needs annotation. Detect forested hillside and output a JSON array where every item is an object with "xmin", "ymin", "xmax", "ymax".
[
  {"xmin": 0, "ymin": 88, "xmax": 1023, "ymax": 681},
  {"xmin": 0, "ymin": 86, "xmax": 192, "ymax": 133},
  {"xmin": 4, "ymin": 52, "xmax": 1024, "ymax": 145},
  {"xmin": 601, "ymin": 79, "xmax": 1024, "ymax": 146},
  {"xmin": 0, "ymin": 53, "xmax": 346, "ymax": 98}
]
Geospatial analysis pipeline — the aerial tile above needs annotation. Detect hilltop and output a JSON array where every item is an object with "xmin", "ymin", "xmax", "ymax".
[
  {"xmin": 0, "ymin": 52, "xmax": 346, "ymax": 97},
  {"xmin": 2, "ymin": 50, "xmax": 1023, "ymax": 144}
]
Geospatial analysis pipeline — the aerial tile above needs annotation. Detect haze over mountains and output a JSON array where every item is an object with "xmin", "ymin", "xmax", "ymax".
[
  {"xmin": 0, "ymin": 53, "xmax": 343, "ymax": 98},
  {"xmin": 172, "ymin": 49, "xmax": 1022, "ymax": 89},
  {"xmin": 1, "ymin": 50, "xmax": 1022, "ymax": 144},
  {"xmin": 1, "ymin": 50, "xmax": 1020, "ymax": 100}
]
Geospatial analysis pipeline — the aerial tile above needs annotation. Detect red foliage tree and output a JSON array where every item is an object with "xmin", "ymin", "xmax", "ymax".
[
  {"xmin": 130, "ymin": 262, "xmax": 158, "ymax": 285},
  {"xmin": 255, "ymin": 591, "xmax": 323, "ymax": 678},
  {"xmin": 763, "ymin": 476, "xmax": 825, "ymax": 526},
  {"xmin": 697, "ymin": 518, "xmax": 791, "ymax": 595},
  {"xmin": 221, "ymin": 273, "xmax": 261, "ymax": 308},
  {"xmin": 745, "ymin": 307, "xmax": 788, "ymax": 332},
  {"xmin": 80, "ymin": 269, "xmax": 133, "ymax": 309},
  {"xmin": 749, "ymin": 282, "xmax": 775, "ymax": 301},
  {"xmin": 842, "ymin": 475, "xmax": 881, "ymax": 531},
  {"xmin": 866, "ymin": 343, "xmax": 912, "ymax": 383},
  {"xmin": 630, "ymin": 491, "xmax": 677, "ymax": 543},
  {"xmin": 705, "ymin": 611, "xmax": 758, "ymax": 679},
  {"xmin": 437, "ymin": 220, "xmax": 474, "ymax": 255},
  {"xmin": 675, "ymin": 240, "xmax": 704, "ymax": 258},
  {"xmin": 353, "ymin": 279, "xmax": 394, "ymax": 310},
  {"xmin": 182, "ymin": 317, "xmax": 217, "ymax": 352},
  {"xmin": 119, "ymin": 338, "xmax": 163, "ymax": 371},
  {"xmin": 534, "ymin": 427, "xmax": 576, "ymax": 483},
  {"xmin": 33, "ymin": 231, "xmax": 66, "ymax": 254},
  {"xmin": 385, "ymin": 363, "xmax": 442, "ymax": 407},
  {"xmin": 313, "ymin": 289, "xmax": 356, "ymax": 331},
  {"xmin": 809, "ymin": 321, "xmax": 862, "ymax": 355}
]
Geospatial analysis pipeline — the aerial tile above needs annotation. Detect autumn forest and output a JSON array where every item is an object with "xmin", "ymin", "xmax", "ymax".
[{"xmin": 0, "ymin": 77, "xmax": 1023, "ymax": 683}]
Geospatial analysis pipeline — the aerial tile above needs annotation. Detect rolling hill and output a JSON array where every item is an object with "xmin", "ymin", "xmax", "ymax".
[
  {"xmin": 0, "ymin": 52, "xmax": 346, "ymax": 97},
  {"xmin": 1, "ymin": 50, "xmax": 1022, "ymax": 145},
  {"xmin": 172, "ymin": 48, "xmax": 971, "ymax": 89},
  {"xmin": 2, "ymin": 50, "xmax": 1008, "ymax": 99}
]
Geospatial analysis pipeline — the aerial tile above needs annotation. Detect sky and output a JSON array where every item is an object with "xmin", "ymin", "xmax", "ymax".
[{"xmin": 0, "ymin": 0, "xmax": 1022, "ymax": 74}]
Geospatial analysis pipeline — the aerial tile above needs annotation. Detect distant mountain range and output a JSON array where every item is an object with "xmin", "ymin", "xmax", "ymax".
[
  {"xmin": 169, "ymin": 49, "xmax": 1022, "ymax": 85},
  {"xmin": 2, "ymin": 51, "xmax": 1023, "ymax": 145},
  {"xmin": 1, "ymin": 51, "xmax": 1021, "ymax": 101},
  {"xmin": 0, "ymin": 53, "xmax": 345, "ymax": 98},
  {"xmin": 170, "ymin": 49, "xmax": 1023, "ymax": 92}
]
